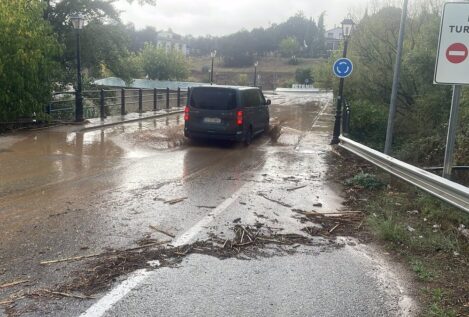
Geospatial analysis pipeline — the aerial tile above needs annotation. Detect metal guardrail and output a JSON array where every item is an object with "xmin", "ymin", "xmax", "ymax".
[{"xmin": 339, "ymin": 136, "xmax": 469, "ymax": 213}]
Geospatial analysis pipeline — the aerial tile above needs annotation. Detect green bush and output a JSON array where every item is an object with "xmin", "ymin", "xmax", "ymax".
[
  {"xmin": 344, "ymin": 172, "xmax": 387, "ymax": 190},
  {"xmin": 295, "ymin": 68, "xmax": 313, "ymax": 84},
  {"xmin": 348, "ymin": 100, "xmax": 388, "ymax": 149}
]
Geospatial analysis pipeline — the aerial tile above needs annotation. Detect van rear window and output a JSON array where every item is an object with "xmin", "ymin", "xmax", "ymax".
[{"xmin": 190, "ymin": 88, "xmax": 237, "ymax": 110}]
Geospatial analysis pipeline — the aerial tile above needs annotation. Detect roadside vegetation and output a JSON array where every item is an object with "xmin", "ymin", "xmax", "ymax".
[
  {"xmin": 329, "ymin": 150, "xmax": 469, "ymax": 316},
  {"xmin": 312, "ymin": 1, "xmax": 469, "ymax": 315}
]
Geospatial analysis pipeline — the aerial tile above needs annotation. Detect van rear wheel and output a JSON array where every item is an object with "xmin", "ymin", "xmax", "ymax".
[{"xmin": 244, "ymin": 127, "xmax": 253, "ymax": 146}]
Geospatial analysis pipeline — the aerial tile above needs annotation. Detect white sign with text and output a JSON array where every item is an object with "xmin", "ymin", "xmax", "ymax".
[{"xmin": 434, "ymin": 2, "xmax": 469, "ymax": 84}]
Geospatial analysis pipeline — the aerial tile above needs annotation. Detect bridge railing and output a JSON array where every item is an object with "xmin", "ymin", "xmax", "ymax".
[{"xmin": 45, "ymin": 88, "xmax": 189, "ymax": 121}]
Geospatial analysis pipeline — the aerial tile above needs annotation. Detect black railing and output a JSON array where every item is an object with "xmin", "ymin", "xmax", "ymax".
[{"xmin": 45, "ymin": 88, "xmax": 188, "ymax": 121}]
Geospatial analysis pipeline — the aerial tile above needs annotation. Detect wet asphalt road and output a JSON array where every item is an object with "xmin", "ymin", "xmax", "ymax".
[{"xmin": 0, "ymin": 92, "xmax": 415, "ymax": 316}]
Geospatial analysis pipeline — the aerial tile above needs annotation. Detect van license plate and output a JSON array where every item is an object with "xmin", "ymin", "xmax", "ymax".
[{"xmin": 203, "ymin": 117, "xmax": 221, "ymax": 124}]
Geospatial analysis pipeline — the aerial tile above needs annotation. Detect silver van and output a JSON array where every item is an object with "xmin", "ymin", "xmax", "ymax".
[{"xmin": 184, "ymin": 86, "xmax": 271, "ymax": 145}]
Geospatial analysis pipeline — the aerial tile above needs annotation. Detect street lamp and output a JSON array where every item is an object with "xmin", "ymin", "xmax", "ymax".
[
  {"xmin": 71, "ymin": 15, "xmax": 85, "ymax": 122},
  {"xmin": 210, "ymin": 50, "xmax": 217, "ymax": 85},
  {"xmin": 253, "ymin": 61, "xmax": 259, "ymax": 87},
  {"xmin": 331, "ymin": 15, "xmax": 355, "ymax": 145}
]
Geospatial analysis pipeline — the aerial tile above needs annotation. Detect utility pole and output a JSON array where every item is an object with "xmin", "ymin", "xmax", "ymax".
[{"xmin": 384, "ymin": 0, "xmax": 409, "ymax": 155}]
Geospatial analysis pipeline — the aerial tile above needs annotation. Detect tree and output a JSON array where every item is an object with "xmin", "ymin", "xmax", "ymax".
[
  {"xmin": 44, "ymin": 0, "xmax": 156, "ymax": 83},
  {"xmin": 0, "ymin": 0, "xmax": 61, "ymax": 122},
  {"xmin": 140, "ymin": 44, "xmax": 188, "ymax": 80},
  {"xmin": 279, "ymin": 37, "xmax": 300, "ymax": 58}
]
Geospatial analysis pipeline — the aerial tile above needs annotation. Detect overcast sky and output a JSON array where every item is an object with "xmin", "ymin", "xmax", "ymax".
[{"xmin": 115, "ymin": 0, "xmax": 371, "ymax": 37}]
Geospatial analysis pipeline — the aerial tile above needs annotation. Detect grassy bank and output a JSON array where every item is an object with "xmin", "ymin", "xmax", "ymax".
[
  {"xmin": 329, "ymin": 148, "xmax": 469, "ymax": 317},
  {"xmin": 187, "ymin": 56, "xmax": 323, "ymax": 89}
]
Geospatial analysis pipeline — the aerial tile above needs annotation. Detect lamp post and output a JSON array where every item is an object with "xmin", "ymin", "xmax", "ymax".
[
  {"xmin": 71, "ymin": 15, "xmax": 85, "ymax": 122},
  {"xmin": 331, "ymin": 15, "xmax": 355, "ymax": 145},
  {"xmin": 253, "ymin": 61, "xmax": 259, "ymax": 87},
  {"xmin": 210, "ymin": 50, "xmax": 217, "ymax": 85}
]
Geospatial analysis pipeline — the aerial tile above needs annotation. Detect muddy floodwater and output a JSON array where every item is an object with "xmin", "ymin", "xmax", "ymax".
[{"xmin": 0, "ymin": 92, "xmax": 416, "ymax": 317}]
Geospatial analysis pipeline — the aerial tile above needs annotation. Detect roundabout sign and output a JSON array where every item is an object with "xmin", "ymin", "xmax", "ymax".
[{"xmin": 333, "ymin": 58, "xmax": 353, "ymax": 78}]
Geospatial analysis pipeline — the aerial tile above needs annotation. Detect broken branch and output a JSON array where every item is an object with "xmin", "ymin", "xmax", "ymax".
[
  {"xmin": 41, "ymin": 289, "xmax": 96, "ymax": 300},
  {"xmin": 149, "ymin": 225, "xmax": 176, "ymax": 238},
  {"xmin": 41, "ymin": 241, "xmax": 170, "ymax": 265},
  {"xmin": 0, "ymin": 280, "xmax": 29, "ymax": 289},
  {"xmin": 257, "ymin": 193, "xmax": 292, "ymax": 208},
  {"xmin": 286, "ymin": 185, "xmax": 307, "ymax": 192},
  {"xmin": 329, "ymin": 224, "xmax": 340, "ymax": 234},
  {"xmin": 165, "ymin": 197, "xmax": 187, "ymax": 205}
]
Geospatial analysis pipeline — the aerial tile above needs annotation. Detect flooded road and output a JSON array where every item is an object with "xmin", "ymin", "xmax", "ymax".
[{"xmin": 0, "ymin": 92, "xmax": 415, "ymax": 317}]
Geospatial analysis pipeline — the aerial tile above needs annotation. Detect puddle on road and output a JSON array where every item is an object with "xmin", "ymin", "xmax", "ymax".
[{"xmin": 125, "ymin": 124, "xmax": 187, "ymax": 150}]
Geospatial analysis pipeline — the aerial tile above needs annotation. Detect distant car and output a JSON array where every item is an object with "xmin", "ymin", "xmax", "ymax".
[{"xmin": 184, "ymin": 86, "xmax": 271, "ymax": 145}]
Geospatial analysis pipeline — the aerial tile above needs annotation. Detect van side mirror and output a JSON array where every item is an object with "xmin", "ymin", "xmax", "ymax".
[{"xmin": 265, "ymin": 99, "xmax": 271, "ymax": 106}]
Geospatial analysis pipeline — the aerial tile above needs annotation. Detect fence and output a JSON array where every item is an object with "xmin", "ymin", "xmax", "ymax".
[{"xmin": 46, "ymin": 88, "xmax": 189, "ymax": 121}]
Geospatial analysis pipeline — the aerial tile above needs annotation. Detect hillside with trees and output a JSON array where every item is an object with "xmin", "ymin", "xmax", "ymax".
[{"xmin": 186, "ymin": 12, "xmax": 326, "ymax": 67}]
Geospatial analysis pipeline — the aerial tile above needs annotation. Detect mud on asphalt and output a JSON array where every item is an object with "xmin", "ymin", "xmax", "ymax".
[
  {"xmin": 1, "ymin": 210, "xmax": 366, "ymax": 316},
  {"xmin": 1, "ymin": 92, "xmax": 384, "ymax": 316}
]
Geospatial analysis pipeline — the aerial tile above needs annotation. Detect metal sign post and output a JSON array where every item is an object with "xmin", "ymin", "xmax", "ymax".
[
  {"xmin": 331, "ymin": 57, "xmax": 354, "ymax": 144},
  {"xmin": 442, "ymin": 85, "xmax": 462, "ymax": 179},
  {"xmin": 434, "ymin": 2, "xmax": 469, "ymax": 179}
]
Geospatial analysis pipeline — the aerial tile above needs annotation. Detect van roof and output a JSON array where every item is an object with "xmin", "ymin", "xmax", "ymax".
[{"xmin": 191, "ymin": 85, "xmax": 260, "ymax": 91}]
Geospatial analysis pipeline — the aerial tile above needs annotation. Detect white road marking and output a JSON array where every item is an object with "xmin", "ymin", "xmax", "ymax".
[
  {"xmin": 173, "ymin": 184, "xmax": 248, "ymax": 247},
  {"xmin": 79, "ymin": 183, "xmax": 248, "ymax": 317},
  {"xmin": 79, "ymin": 270, "xmax": 150, "ymax": 317}
]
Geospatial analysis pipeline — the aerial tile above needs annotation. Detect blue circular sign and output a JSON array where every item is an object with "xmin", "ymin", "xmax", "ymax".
[{"xmin": 333, "ymin": 58, "xmax": 353, "ymax": 78}]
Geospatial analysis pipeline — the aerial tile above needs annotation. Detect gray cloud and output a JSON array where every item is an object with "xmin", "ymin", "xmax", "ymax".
[{"xmin": 116, "ymin": 0, "xmax": 370, "ymax": 36}]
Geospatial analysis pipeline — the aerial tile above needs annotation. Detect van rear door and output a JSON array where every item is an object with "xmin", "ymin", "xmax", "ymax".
[{"xmin": 187, "ymin": 87, "xmax": 239, "ymax": 134}]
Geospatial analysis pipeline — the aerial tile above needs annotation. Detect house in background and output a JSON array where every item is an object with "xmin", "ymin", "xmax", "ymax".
[
  {"xmin": 156, "ymin": 30, "xmax": 188, "ymax": 56},
  {"xmin": 325, "ymin": 27, "xmax": 343, "ymax": 53}
]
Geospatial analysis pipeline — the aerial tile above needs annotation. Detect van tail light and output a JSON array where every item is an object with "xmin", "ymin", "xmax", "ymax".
[
  {"xmin": 184, "ymin": 106, "xmax": 190, "ymax": 121},
  {"xmin": 236, "ymin": 110, "xmax": 243, "ymax": 126}
]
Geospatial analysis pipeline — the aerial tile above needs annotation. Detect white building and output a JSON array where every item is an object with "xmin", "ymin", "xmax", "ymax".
[
  {"xmin": 325, "ymin": 27, "xmax": 343, "ymax": 52},
  {"xmin": 156, "ymin": 30, "xmax": 188, "ymax": 56}
]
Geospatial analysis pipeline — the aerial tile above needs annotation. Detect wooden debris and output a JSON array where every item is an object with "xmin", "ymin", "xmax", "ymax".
[
  {"xmin": 112, "ymin": 241, "xmax": 171, "ymax": 253},
  {"xmin": 196, "ymin": 205, "xmax": 217, "ymax": 209},
  {"xmin": 149, "ymin": 225, "xmax": 175, "ymax": 238},
  {"xmin": 41, "ymin": 289, "xmax": 96, "ymax": 300},
  {"xmin": 292, "ymin": 209, "xmax": 319, "ymax": 216},
  {"xmin": 40, "ymin": 253, "xmax": 102, "ymax": 265},
  {"xmin": 257, "ymin": 193, "xmax": 292, "ymax": 208},
  {"xmin": 41, "ymin": 241, "xmax": 170, "ymax": 265},
  {"xmin": 357, "ymin": 221, "xmax": 364, "ymax": 230},
  {"xmin": 0, "ymin": 280, "xmax": 29, "ymax": 289},
  {"xmin": 286, "ymin": 185, "xmax": 307, "ymax": 192},
  {"xmin": 165, "ymin": 197, "xmax": 187, "ymax": 205},
  {"xmin": 329, "ymin": 224, "xmax": 341, "ymax": 234},
  {"xmin": 0, "ymin": 299, "xmax": 14, "ymax": 306}
]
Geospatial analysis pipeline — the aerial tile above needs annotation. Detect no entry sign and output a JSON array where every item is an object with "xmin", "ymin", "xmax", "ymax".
[
  {"xmin": 446, "ymin": 43, "xmax": 468, "ymax": 64},
  {"xmin": 434, "ymin": 2, "xmax": 469, "ymax": 84}
]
